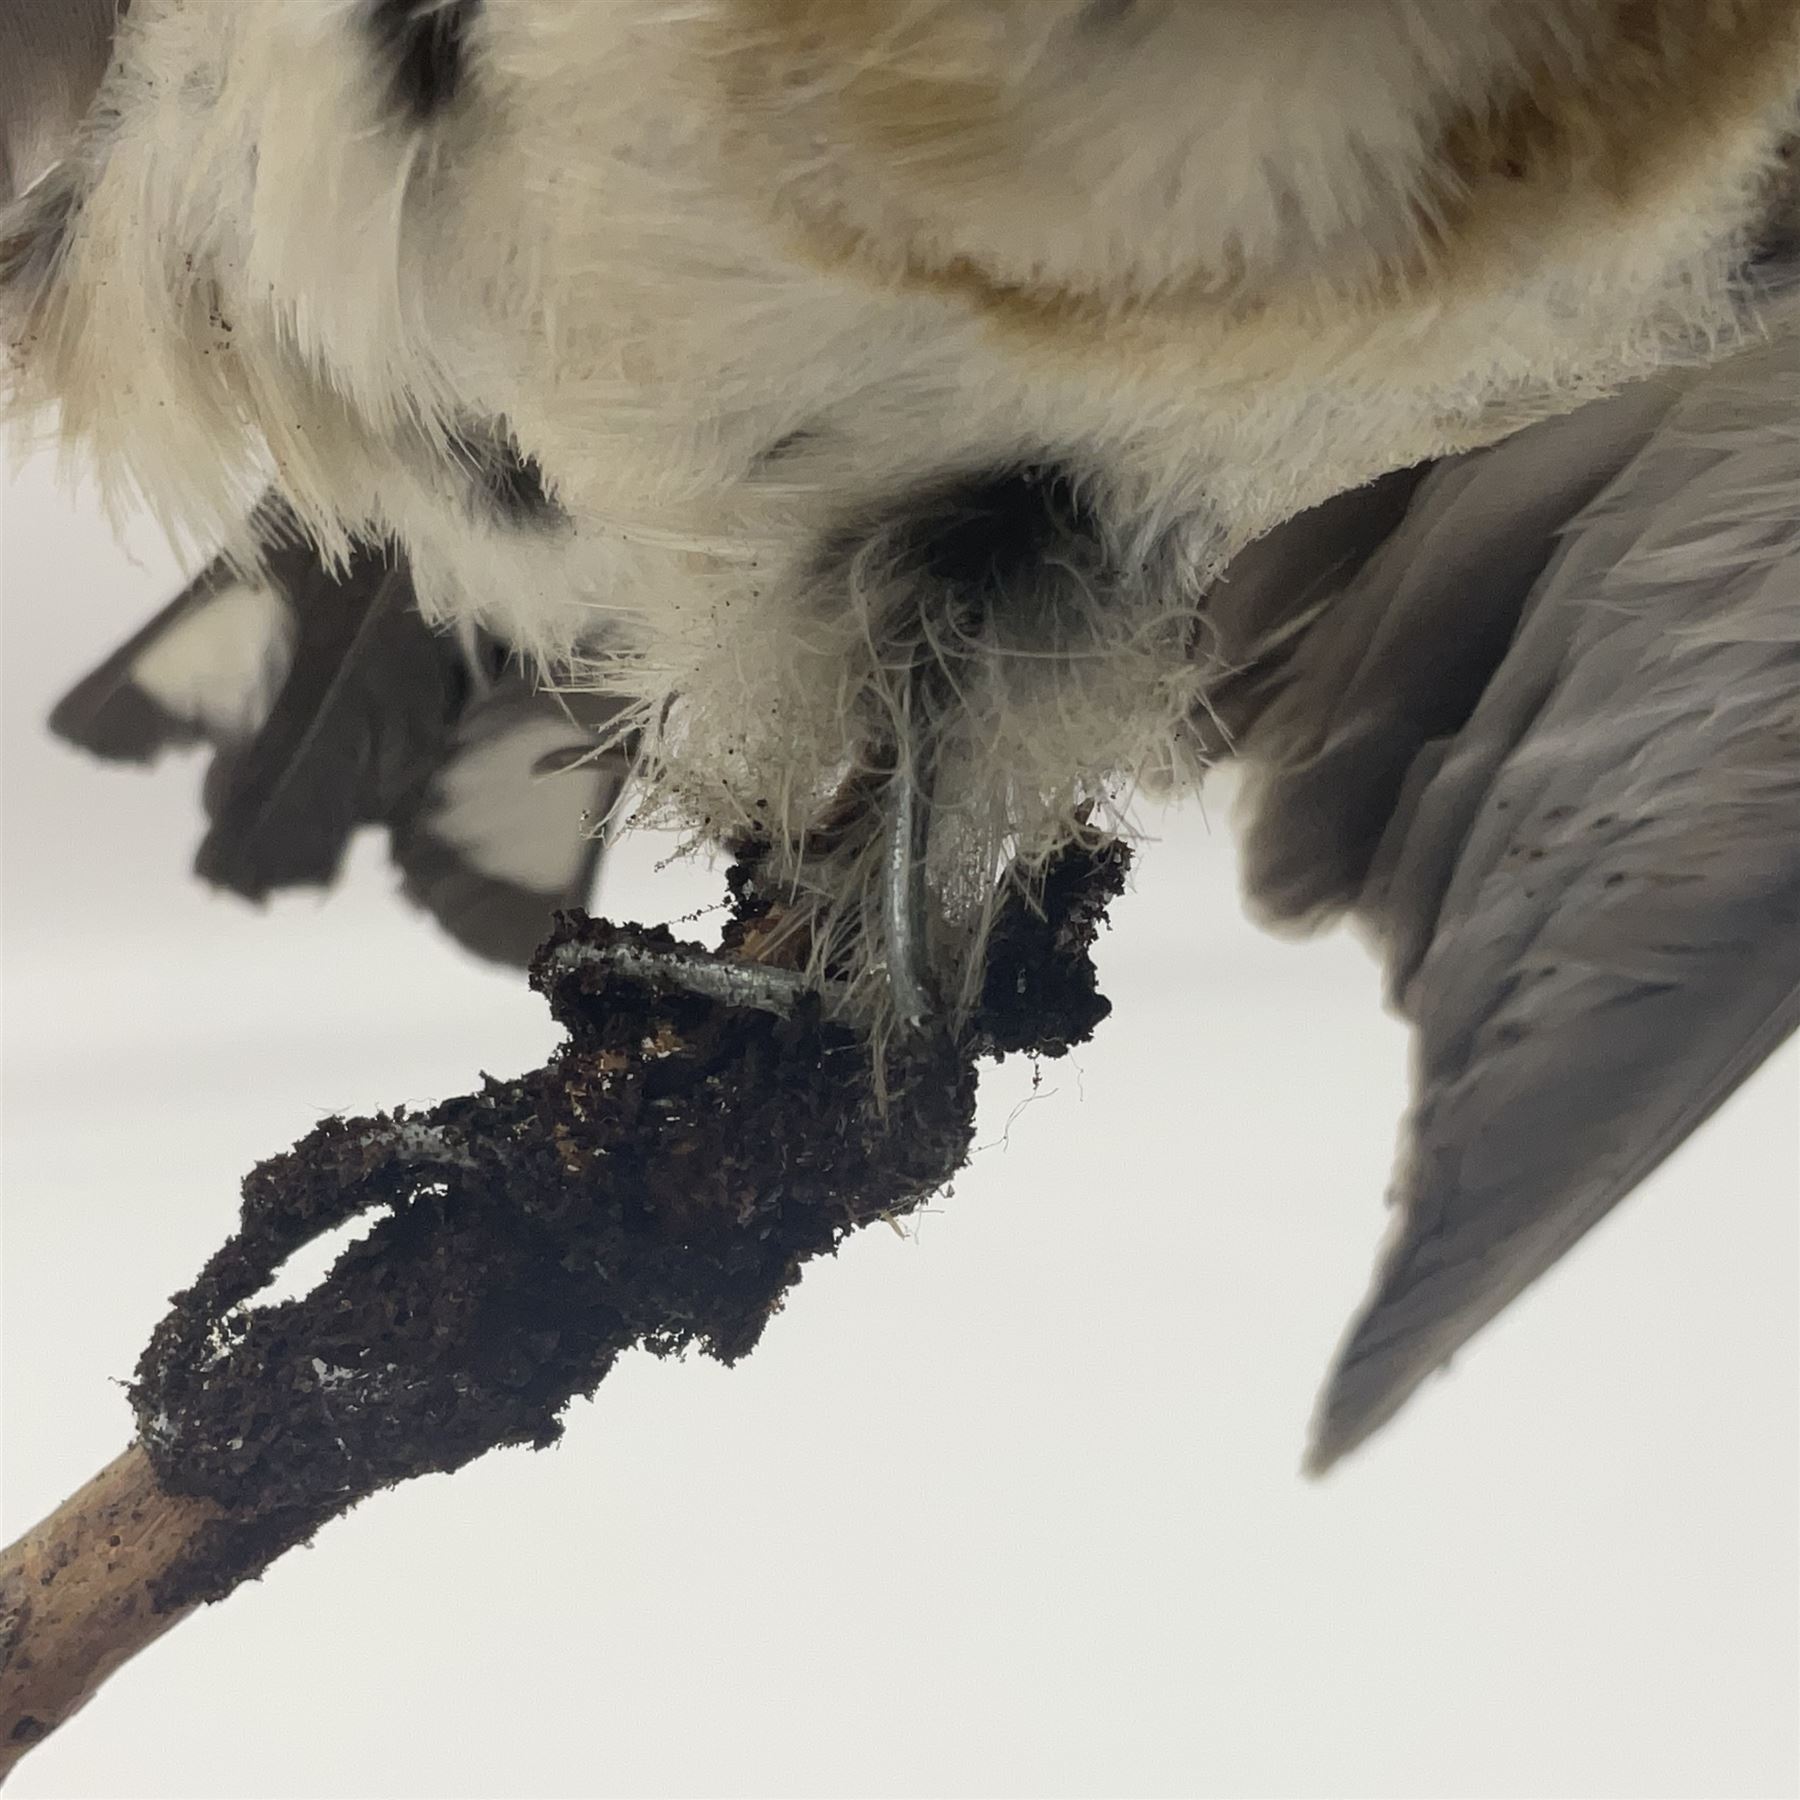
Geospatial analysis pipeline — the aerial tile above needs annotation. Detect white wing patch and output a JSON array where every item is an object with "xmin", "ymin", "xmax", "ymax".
[
  {"xmin": 127, "ymin": 577, "xmax": 296, "ymax": 743},
  {"xmin": 424, "ymin": 713, "xmax": 609, "ymax": 892}
]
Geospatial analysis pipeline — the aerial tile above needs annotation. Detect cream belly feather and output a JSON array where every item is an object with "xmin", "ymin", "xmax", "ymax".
[{"xmin": 8, "ymin": 5, "xmax": 1798, "ymax": 944}]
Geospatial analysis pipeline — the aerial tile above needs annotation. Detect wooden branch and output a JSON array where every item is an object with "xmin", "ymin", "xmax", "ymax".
[
  {"xmin": 0, "ymin": 845, "xmax": 1124, "ymax": 1783},
  {"xmin": 0, "ymin": 1447, "xmax": 222, "ymax": 1780}
]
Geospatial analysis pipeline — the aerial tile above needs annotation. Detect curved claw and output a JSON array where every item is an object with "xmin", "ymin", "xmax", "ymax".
[
  {"xmin": 541, "ymin": 935, "xmax": 834, "ymax": 1019},
  {"xmin": 881, "ymin": 684, "xmax": 938, "ymax": 1031}
]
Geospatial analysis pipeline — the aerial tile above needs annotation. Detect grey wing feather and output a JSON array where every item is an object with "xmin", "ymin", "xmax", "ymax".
[
  {"xmin": 1213, "ymin": 374, "xmax": 1678, "ymax": 929},
  {"xmin": 1224, "ymin": 338, "xmax": 1800, "ymax": 1470},
  {"xmin": 191, "ymin": 544, "xmax": 456, "ymax": 897}
]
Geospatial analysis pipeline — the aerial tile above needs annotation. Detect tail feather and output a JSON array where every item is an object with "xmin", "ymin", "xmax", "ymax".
[{"xmin": 50, "ymin": 519, "xmax": 625, "ymax": 966}]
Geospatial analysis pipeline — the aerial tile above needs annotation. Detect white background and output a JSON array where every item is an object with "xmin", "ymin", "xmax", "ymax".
[{"xmin": 3, "ymin": 451, "xmax": 1797, "ymax": 1798}]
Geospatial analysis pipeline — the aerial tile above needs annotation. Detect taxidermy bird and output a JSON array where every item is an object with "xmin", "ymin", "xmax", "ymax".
[{"xmin": 4, "ymin": 0, "xmax": 1798, "ymax": 1468}]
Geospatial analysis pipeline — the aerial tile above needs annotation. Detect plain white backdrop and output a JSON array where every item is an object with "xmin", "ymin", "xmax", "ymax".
[{"xmin": 3, "ymin": 448, "xmax": 1797, "ymax": 1799}]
